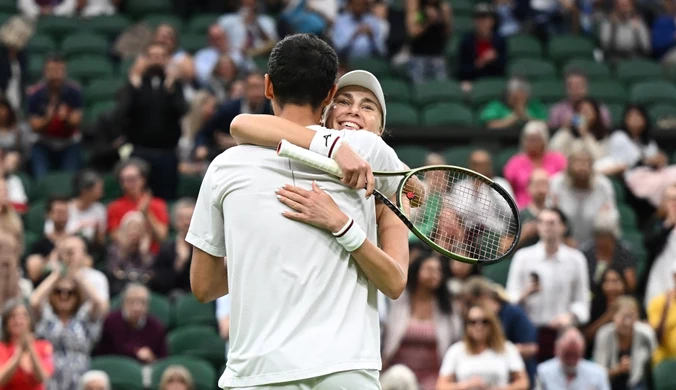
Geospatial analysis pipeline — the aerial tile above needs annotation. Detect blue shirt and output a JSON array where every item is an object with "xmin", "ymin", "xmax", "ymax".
[
  {"xmin": 332, "ymin": 12, "xmax": 387, "ymax": 59},
  {"xmin": 499, "ymin": 303, "xmax": 537, "ymax": 388},
  {"xmin": 537, "ymin": 358, "xmax": 610, "ymax": 390}
]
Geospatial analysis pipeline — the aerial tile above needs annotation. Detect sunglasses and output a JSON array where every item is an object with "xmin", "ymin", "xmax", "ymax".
[
  {"xmin": 467, "ymin": 318, "xmax": 490, "ymax": 326},
  {"xmin": 53, "ymin": 288, "xmax": 76, "ymax": 297}
]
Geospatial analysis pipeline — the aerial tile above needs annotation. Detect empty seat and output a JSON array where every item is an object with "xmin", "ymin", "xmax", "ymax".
[
  {"xmin": 188, "ymin": 14, "xmax": 220, "ymax": 35},
  {"xmin": 470, "ymin": 78, "xmax": 505, "ymax": 107},
  {"xmin": 83, "ymin": 14, "xmax": 132, "ymax": 38},
  {"xmin": 126, "ymin": 0, "xmax": 173, "ymax": 18},
  {"xmin": 68, "ymin": 56, "xmax": 114, "ymax": 84},
  {"xmin": 90, "ymin": 356, "xmax": 144, "ymax": 390},
  {"xmin": 168, "ymin": 325, "xmax": 226, "ymax": 369},
  {"xmin": 413, "ymin": 80, "xmax": 463, "ymax": 106},
  {"xmin": 616, "ymin": 59, "xmax": 663, "ymax": 84},
  {"xmin": 36, "ymin": 16, "xmax": 80, "ymax": 38},
  {"xmin": 588, "ymin": 81, "xmax": 627, "ymax": 105},
  {"xmin": 394, "ymin": 145, "xmax": 431, "ymax": 168},
  {"xmin": 548, "ymin": 35, "xmax": 595, "ymax": 63},
  {"xmin": 562, "ymin": 59, "xmax": 611, "ymax": 79},
  {"xmin": 386, "ymin": 102, "xmax": 419, "ymax": 127},
  {"xmin": 173, "ymin": 294, "xmax": 217, "ymax": 328},
  {"xmin": 142, "ymin": 14, "xmax": 183, "ymax": 31},
  {"xmin": 36, "ymin": 171, "xmax": 74, "ymax": 199},
  {"xmin": 380, "ymin": 78, "xmax": 411, "ymax": 103},
  {"xmin": 531, "ymin": 80, "xmax": 566, "ymax": 105},
  {"xmin": 422, "ymin": 103, "xmax": 473, "ymax": 126},
  {"xmin": 509, "ymin": 58, "xmax": 556, "ymax": 80},
  {"xmin": 181, "ymin": 33, "xmax": 205, "ymax": 54},
  {"xmin": 348, "ymin": 57, "xmax": 391, "ymax": 78},
  {"xmin": 508, "ymin": 35, "xmax": 542, "ymax": 59},
  {"xmin": 61, "ymin": 33, "xmax": 108, "ymax": 59},
  {"xmin": 85, "ymin": 78, "xmax": 123, "ymax": 104},
  {"xmin": 631, "ymin": 82, "xmax": 676, "ymax": 105},
  {"xmin": 27, "ymin": 34, "xmax": 57, "ymax": 56},
  {"xmin": 151, "ymin": 356, "xmax": 216, "ymax": 390}
]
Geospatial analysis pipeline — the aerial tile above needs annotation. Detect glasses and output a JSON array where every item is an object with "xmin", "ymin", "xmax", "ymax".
[
  {"xmin": 467, "ymin": 318, "xmax": 490, "ymax": 326},
  {"xmin": 53, "ymin": 288, "xmax": 76, "ymax": 298}
]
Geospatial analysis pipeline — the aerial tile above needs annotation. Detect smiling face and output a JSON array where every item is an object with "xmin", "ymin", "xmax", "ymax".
[{"xmin": 325, "ymin": 86, "xmax": 383, "ymax": 134}]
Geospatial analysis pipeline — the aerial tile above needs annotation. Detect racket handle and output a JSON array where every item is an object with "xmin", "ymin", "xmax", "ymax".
[{"xmin": 277, "ymin": 139, "xmax": 344, "ymax": 178}]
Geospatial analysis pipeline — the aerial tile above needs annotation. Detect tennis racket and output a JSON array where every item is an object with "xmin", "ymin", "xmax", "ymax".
[{"xmin": 277, "ymin": 140, "xmax": 521, "ymax": 265}]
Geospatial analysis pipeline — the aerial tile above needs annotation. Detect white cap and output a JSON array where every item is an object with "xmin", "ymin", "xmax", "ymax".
[{"xmin": 336, "ymin": 70, "xmax": 387, "ymax": 129}]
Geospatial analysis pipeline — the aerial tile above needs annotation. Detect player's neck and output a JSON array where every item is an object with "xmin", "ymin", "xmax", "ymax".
[{"xmin": 277, "ymin": 105, "xmax": 321, "ymax": 127}]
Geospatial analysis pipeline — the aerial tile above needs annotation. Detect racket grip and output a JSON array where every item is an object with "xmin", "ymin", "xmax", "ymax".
[{"xmin": 277, "ymin": 140, "xmax": 344, "ymax": 178}]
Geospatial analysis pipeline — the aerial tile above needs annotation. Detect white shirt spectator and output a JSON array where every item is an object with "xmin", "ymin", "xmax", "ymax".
[
  {"xmin": 79, "ymin": 0, "xmax": 116, "ymax": 16},
  {"xmin": 186, "ymin": 127, "xmax": 401, "ymax": 388},
  {"xmin": 19, "ymin": 0, "xmax": 76, "ymax": 18},
  {"xmin": 595, "ymin": 130, "xmax": 659, "ymax": 172},
  {"xmin": 44, "ymin": 202, "xmax": 107, "ymax": 243},
  {"xmin": 537, "ymin": 357, "xmax": 610, "ymax": 390},
  {"xmin": 506, "ymin": 243, "xmax": 591, "ymax": 326},
  {"xmin": 332, "ymin": 11, "xmax": 387, "ymax": 59},
  {"xmin": 439, "ymin": 341, "xmax": 525, "ymax": 387},
  {"xmin": 218, "ymin": 13, "xmax": 278, "ymax": 59}
]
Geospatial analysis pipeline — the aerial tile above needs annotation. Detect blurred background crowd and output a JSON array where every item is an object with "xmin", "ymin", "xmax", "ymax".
[{"xmin": 0, "ymin": 0, "xmax": 676, "ymax": 389}]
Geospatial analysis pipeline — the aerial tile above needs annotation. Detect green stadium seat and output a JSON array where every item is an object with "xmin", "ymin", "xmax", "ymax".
[
  {"xmin": 380, "ymin": 78, "xmax": 411, "ymax": 103},
  {"xmin": 27, "ymin": 34, "xmax": 57, "ymax": 56},
  {"xmin": 111, "ymin": 292, "xmax": 171, "ymax": 328},
  {"xmin": 168, "ymin": 325, "xmax": 225, "ymax": 369},
  {"xmin": 622, "ymin": 229, "xmax": 644, "ymax": 254},
  {"xmin": 494, "ymin": 147, "xmax": 519, "ymax": 175},
  {"xmin": 142, "ymin": 14, "xmax": 183, "ymax": 31},
  {"xmin": 654, "ymin": 359, "xmax": 676, "ymax": 390},
  {"xmin": 618, "ymin": 204, "xmax": 638, "ymax": 230},
  {"xmin": 0, "ymin": 0, "xmax": 15, "ymax": 13},
  {"xmin": 469, "ymin": 78, "xmax": 505, "ymax": 107},
  {"xmin": 90, "ymin": 356, "xmax": 144, "ymax": 390},
  {"xmin": 87, "ymin": 100, "xmax": 117, "ymax": 124},
  {"xmin": 606, "ymin": 103, "xmax": 625, "ymax": 128},
  {"xmin": 482, "ymin": 257, "xmax": 512, "ymax": 286},
  {"xmin": 36, "ymin": 16, "xmax": 80, "ymax": 38},
  {"xmin": 23, "ymin": 201, "xmax": 46, "ymax": 235},
  {"xmin": 173, "ymin": 294, "xmax": 217, "ymax": 328},
  {"xmin": 610, "ymin": 177, "xmax": 626, "ymax": 202},
  {"xmin": 177, "ymin": 174, "xmax": 203, "ymax": 199},
  {"xmin": 188, "ymin": 14, "xmax": 220, "ymax": 35},
  {"xmin": 16, "ymin": 172, "xmax": 35, "ymax": 202},
  {"xmin": 450, "ymin": 0, "xmax": 473, "ymax": 15},
  {"xmin": 562, "ymin": 59, "xmax": 611, "ymax": 79},
  {"xmin": 531, "ymin": 80, "xmax": 566, "ymax": 105},
  {"xmin": 61, "ymin": 33, "xmax": 108, "ymax": 59},
  {"xmin": 23, "ymin": 231, "xmax": 39, "ymax": 257},
  {"xmin": 119, "ymin": 57, "xmax": 135, "ymax": 78},
  {"xmin": 509, "ymin": 58, "xmax": 556, "ymax": 80},
  {"xmin": 454, "ymin": 16, "xmax": 473, "ymax": 34},
  {"xmin": 83, "ymin": 14, "xmax": 132, "ymax": 38},
  {"xmin": 28, "ymin": 55, "xmax": 45, "ymax": 83},
  {"xmin": 413, "ymin": 80, "xmax": 463, "ymax": 106},
  {"xmin": 386, "ymin": 102, "xmax": 419, "ymax": 127},
  {"xmin": 85, "ymin": 78, "xmax": 123, "ymax": 104},
  {"xmin": 422, "ymin": 103, "xmax": 473, "ymax": 126},
  {"xmin": 649, "ymin": 104, "xmax": 676, "ymax": 130},
  {"xmin": 68, "ymin": 56, "xmax": 114, "ymax": 84},
  {"xmin": 508, "ymin": 35, "xmax": 542, "ymax": 59},
  {"xmin": 151, "ymin": 356, "xmax": 216, "ymax": 390},
  {"xmin": 393, "ymin": 146, "xmax": 430, "ymax": 168},
  {"xmin": 36, "ymin": 171, "xmax": 74, "ymax": 199},
  {"xmin": 179, "ymin": 33, "xmax": 204, "ymax": 54},
  {"xmin": 126, "ymin": 0, "xmax": 173, "ymax": 18},
  {"xmin": 102, "ymin": 173, "xmax": 122, "ymax": 203},
  {"xmin": 588, "ymin": 81, "xmax": 627, "ymax": 104},
  {"xmin": 548, "ymin": 35, "xmax": 595, "ymax": 63},
  {"xmin": 631, "ymin": 81, "xmax": 676, "ymax": 105},
  {"xmin": 348, "ymin": 57, "xmax": 391, "ymax": 78},
  {"xmin": 251, "ymin": 56, "xmax": 268, "ymax": 72},
  {"xmin": 616, "ymin": 59, "xmax": 663, "ymax": 84},
  {"xmin": 443, "ymin": 145, "xmax": 476, "ymax": 167},
  {"xmin": 444, "ymin": 35, "xmax": 459, "ymax": 60}
]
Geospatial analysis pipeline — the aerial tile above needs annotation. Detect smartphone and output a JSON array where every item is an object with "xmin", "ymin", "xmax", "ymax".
[
  {"xmin": 572, "ymin": 114, "xmax": 585, "ymax": 128},
  {"xmin": 530, "ymin": 272, "xmax": 540, "ymax": 286}
]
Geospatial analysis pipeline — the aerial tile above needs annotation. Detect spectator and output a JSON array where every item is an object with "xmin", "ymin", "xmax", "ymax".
[
  {"xmin": 0, "ymin": 152, "xmax": 27, "ymax": 213},
  {"xmin": 27, "ymin": 54, "xmax": 83, "ymax": 178},
  {"xmin": 537, "ymin": 327, "xmax": 611, "ymax": 390},
  {"xmin": 516, "ymin": 168, "xmax": 549, "ymax": 248},
  {"xmin": 503, "ymin": 121, "xmax": 567, "ymax": 209},
  {"xmin": 94, "ymin": 283, "xmax": 168, "ymax": 364},
  {"xmin": 79, "ymin": 370, "xmax": 111, "ymax": 390},
  {"xmin": 332, "ymin": 0, "xmax": 388, "ymax": 60},
  {"xmin": 194, "ymin": 25, "xmax": 244, "ymax": 85},
  {"xmin": 548, "ymin": 70, "xmax": 612, "ymax": 130},
  {"xmin": 56, "ymin": 235, "xmax": 110, "ymax": 302},
  {"xmin": 0, "ymin": 232, "xmax": 32, "ymax": 311},
  {"xmin": 219, "ymin": 0, "xmax": 278, "ymax": 59},
  {"xmin": 194, "ymin": 73, "xmax": 271, "ymax": 161},
  {"xmin": 152, "ymin": 24, "xmax": 196, "ymax": 89},
  {"xmin": 0, "ymin": 177, "xmax": 23, "ymax": 246},
  {"xmin": 19, "ymin": 0, "xmax": 76, "ymax": 18},
  {"xmin": 106, "ymin": 158, "xmax": 169, "ymax": 254},
  {"xmin": 119, "ymin": 42, "xmax": 188, "ymax": 200},
  {"xmin": 461, "ymin": 277, "xmax": 539, "ymax": 388},
  {"xmin": 647, "ymin": 262, "xmax": 676, "ymax": 366},
  {"xmin": 159, "ymin": 365, "xmax": 194, "ymax": 390},
  {"xmin": 480, "ymin": 77, "xmax": 547, "ymax": 130},
  {"xmin": 652, "ymin": 0, "xmax": 676, "ymax": 62},
  {"xmin": 495, "ymin": 0, "xmax": 524, "ymax": 36},
  {"xmin": 530, "ymin": 0, "xmax": 575, "ymax": 40},
  {"xmin": 382, "ymin": 253, "xmax": 462, "ymax": 389},
  {"xmin": 44, "ymin": 170, "xmax": 106, "ymax": 247},
  {"xmin": 583, "ymin": 268, "xmax": 629, "ymax": 356},
  {"xmin": 550, "ymin": 98, "xmax": 611, "ymax": 160},
  {"xmin": 25, "ymin": 196, "xmax": 70, "ymax": 284},
  {"xmin": 105, "ymin": 212, "xmax": 156, "ymax": 296},
  {"xmin": 642, "ymin": 184, "xmax": 676, "ymax": 306},
  {"xmin": 0, "ymin": 97, "xmax": 23, "ymax": 152},
  {"xmin": 594, "ymin": 296, "xmax": 656, "ymax": 390},
  {"xmin": 204, "ymin": 54, "xmax": 239, "ymax": 103},
  {"xmin": 404, "ymin": 0, "xmax": 451, "ymax": 84},
  {"xmin": 447, "ymin": 260, "xmax": 481, "ymax": 299},
  {"xmin": 78, "ymin": 0, "xmax": 117, "ymax": 16},
  {"xmin": 216, "ymin": 294, "xmax": 231, "ymax": 361},
  {"xmin": 549, "ymin": 147, "xmax": 617, "ymax": 244},
  {"xmin": 30, "ymin": 266, "xmax": 107, "ymax": 390},
  {"xmin": 599, "ymin": 0, "xmax": 651, "ymax": 61},
  {"xmin": 506, "ymin": 208, "xmax": 591, "ymax": 362},
  {"xmin": 580, "ymin": 212, "xmax": 637, "ymax": 293},
  {"xmin": 468, "ymin": 149, "xmax": 514, "ymax": 199},
  {"xmin": 436, "ymin": 304, "xmax": 529, "ymax": 390},
  {"xmin": 278, "ymin": 0, "xmax": 332, "ymax": 35},
  {"xmin": 457, "ymin": 3, "xmax": 507, "ymax": 90},
  {"xmin": 180, "ymin": 92, "xmax": 215, "ymax": 176},
  {"xmin": 0, "ymin": 16, "xmax": 31, "ymax": 112},
  {"xmin": 151, "ymin": 199, "xmax": 195, "ymax": 295},
  {"xmin": 0, "ymin": 300, "xmax": 53, "ymax": 390}
]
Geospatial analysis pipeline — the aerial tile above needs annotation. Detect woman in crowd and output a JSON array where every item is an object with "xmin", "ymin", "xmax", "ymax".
[
  {"xmin": 436, "ymin": 304, "xmax": 529, "ymax": 390},
  {"xmin": 0, "ymin": 231, "xmax": 31, "ymax": 312},
  {"xmin": 549, "ymin": 98, "xmax": 610, "ymax": 160},
  {"xmin": 0, "ymin": 177, "xmax": 22, "ymax": 246},
  {"xmin": 159, "ymin": 365, "xmax": 195, "ymax": 390},
  {"xmin": 0, "ymin": 300, "xmax": 53, "ymax": 390},
  {"xmin": 30, "ymin": 264, "xmax": 107, "ymax": 390},
  {"xmin": 584, "ymin": 268, "xmax": 630, "ymax": 356},
  {"xmin": 594, "ymin": 296, "xmax": 656, "ymax": 390},
  {"xmin": 0, "ymin": 97, "xmax": 21, "ymax": 151}
]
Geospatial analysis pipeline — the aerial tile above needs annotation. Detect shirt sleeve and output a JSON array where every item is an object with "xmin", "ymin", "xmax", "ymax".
[
  {"xmin": 505, "ymin": 342, "xmax": 526, "ymax": 372},
  {"xmin": 439, "ymin": 342, "xmax": 462, "ymax": 376},
  {"xmin": 216, "ymin": 295, "xmax": 231, "ymax": 320},
  {"xmin": 186, "ymin": 161, "xmax": 226, "ymax": 257},
  {"xmin": 569, "ymin": 251, "xmax": 591, "ymax": 325}
]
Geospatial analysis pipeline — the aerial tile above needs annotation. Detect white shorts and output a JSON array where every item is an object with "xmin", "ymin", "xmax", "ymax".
[{"xmin": 223, "ymin": 370, "xmax": 381, "ymax": 390}]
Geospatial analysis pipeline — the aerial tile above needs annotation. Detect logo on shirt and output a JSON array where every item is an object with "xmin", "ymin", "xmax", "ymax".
[{"xmin": 323, "ymin": 134, "xmax": 331, "ymax": 147}]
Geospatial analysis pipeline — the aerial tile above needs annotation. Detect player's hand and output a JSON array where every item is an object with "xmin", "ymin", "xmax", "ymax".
[
  {"xmin": 333, "ymin": 143, "xmax": 374, "ymax": 197},
  {"xmin": 276, "ymin": 181, "xmax": 350, "ymax": 233}
]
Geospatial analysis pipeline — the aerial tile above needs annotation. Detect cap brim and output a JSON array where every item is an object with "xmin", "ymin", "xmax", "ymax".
[{"xmin": 336, "ymin": 70, "xmax": 387, "ymax": 129}]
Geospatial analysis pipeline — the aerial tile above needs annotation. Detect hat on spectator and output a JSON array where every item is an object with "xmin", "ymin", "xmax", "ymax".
[
  {"xmin": 0, "ymin": 16, "xmax": 34, "ymax": 50},
  {"xmin": 336, "ymin": 70, "xmax": 387, "ymax": 129},
  {"xmin": 473, "ymin": 3, "xmax": 495, "ymax": 18}
]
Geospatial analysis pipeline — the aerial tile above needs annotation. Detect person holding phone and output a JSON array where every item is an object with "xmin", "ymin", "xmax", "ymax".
[{"xmin": 549, "ymin": 98, "xmax": 610, "ymax": 160}]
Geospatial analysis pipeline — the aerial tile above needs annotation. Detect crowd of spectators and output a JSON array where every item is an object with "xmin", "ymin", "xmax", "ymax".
[{"xmin": 0, "ymin": 0, "xmax": 675, "ymax": 389}]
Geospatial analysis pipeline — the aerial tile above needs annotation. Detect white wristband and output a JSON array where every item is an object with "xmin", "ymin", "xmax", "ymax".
[
  {"xmin": 310, "ymin": 129, "xmax": 343, "ymax": 159},
  {"xmin": 333, "ymin": 217, "xmax": 367, "ymax": 252}
]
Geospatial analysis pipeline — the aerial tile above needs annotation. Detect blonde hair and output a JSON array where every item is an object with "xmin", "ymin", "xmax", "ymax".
[
  {"xmin": 611, "ymin": 295, "xmax": 639, "ymax": 315},
  {"xmin": 159, "ymin": 365, "xmax": 194, "ymax": 390},
  {"xmin": 183, "ymin": 91, "xmax": 215, "ymax": 139},
  {"xmin": 463, "ymin": 304, "xmax": 507, "ymax": 354}
]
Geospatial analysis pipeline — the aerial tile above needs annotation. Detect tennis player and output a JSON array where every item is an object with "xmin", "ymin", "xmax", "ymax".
[{"xmin": 187, "ymin": 34, "xmax": 408, "ymax": 389}]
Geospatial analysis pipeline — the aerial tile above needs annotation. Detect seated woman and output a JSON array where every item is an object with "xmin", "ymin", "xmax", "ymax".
[
  {"xmin": 0, "ymin": 300, "xmax": 53, "ymax": 390},
  {"xmin": 436, "ymin": 304, "xmax": 529, "ymax": 390},
  {"xmin": 159, "ymin": 365, "xmax": 195, "ymax": 390},
  {"xmin": 583, "ymin": 268, "xmax": 629, "ymax": 356},
  {"xmin": 549, "ymin": 98, "xmax": 610, "ymax": 160},
  {"xmin": 479, "ymin": 78, "xmax": 547, "ymax": 130}
]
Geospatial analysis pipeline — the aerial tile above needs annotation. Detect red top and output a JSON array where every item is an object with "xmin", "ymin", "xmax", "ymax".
[
  {"xmin": 107, "ymin": 196, "xmax": 169, "ymax": 254},
  {"xmin": 475, "ymin": 39, "xmax": 494, "ymax": 60},
  {"xmin": 0, "ymin": 340, "xmax": 54, "ymax": 390}
]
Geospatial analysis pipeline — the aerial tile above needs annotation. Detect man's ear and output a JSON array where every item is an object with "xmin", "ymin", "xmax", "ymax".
[
  {"xmin": 264, "ymin": 74, "xmax": 274, "ymax": 100},
  {"xmin": 321, "ymin": 84, "xmax": 338, "ymax": 108}
]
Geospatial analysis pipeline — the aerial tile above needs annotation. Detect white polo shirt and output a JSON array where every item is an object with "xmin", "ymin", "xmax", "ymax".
[{"xmin": 186, "ymin": 127, "xmax": 401, "ymax": 388}]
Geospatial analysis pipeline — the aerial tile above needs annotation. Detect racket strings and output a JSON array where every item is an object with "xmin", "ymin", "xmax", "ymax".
[{"xmin": 405, "ymin": 168, "xmax": 519, "ymax": 261}]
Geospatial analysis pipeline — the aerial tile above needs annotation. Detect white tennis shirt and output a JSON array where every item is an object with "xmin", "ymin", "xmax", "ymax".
[{"xmin": 186, "ymin": 127, "xmax": 401, "ymax": 388}]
